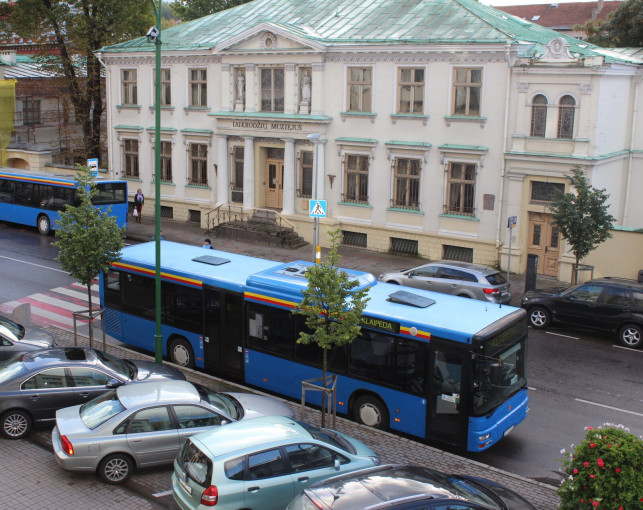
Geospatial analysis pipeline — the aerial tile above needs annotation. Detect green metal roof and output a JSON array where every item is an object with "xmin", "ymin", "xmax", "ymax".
[{"xmin": 100, "ymin": 0, "xmax": 639, "ymax": 65}]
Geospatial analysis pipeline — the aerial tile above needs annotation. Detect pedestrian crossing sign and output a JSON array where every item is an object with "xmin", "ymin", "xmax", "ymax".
[{"xmin": 309, "ymin": 200, "xmax": 327, "ymax": 218}]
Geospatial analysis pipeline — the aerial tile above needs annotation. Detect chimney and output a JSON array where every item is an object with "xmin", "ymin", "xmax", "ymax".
[
  {"xmin": 592, "ymin": 0, "xmax": 605, "ymax": 19},
  {"xmin": 0, "ymin": 50, "xmax": 16, "ymax": 65}
]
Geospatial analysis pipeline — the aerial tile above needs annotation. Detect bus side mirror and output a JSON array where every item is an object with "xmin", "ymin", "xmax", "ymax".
[{"xmin": 490, "ymin": 363, "xmax": 504, "ymax": 385}]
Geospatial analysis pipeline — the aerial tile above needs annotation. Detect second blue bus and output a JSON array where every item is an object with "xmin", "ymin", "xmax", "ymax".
[
  {"xmin": 101, "ymin": 241, "xmax": 529, "ymax": 451},
  {"xmin": 0, "ymin": 167, "xmax": 128, "ymax": 234}
]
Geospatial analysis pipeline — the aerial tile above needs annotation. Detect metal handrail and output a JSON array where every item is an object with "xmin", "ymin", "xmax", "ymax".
[{"xmin": 205, "ymin": 203, "xmax": 296, "ymax": 233}]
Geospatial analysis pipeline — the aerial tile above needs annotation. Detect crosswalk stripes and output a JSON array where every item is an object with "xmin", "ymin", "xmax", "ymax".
[{"xmin": 0, "ymin": 282, "xmax": 99, "ymax": 331}]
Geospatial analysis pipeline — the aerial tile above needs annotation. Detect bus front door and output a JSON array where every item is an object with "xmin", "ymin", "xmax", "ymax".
[
  {"xmin": 203, "ymin": 288, "xmax": 244, "ymax": 381},
  {"xmin": 428, "ymin": 348, "xmax": 467, "ymax": 448}
]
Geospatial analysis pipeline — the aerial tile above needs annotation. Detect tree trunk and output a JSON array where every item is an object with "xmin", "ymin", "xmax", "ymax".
[
  {"xmin": 321, "ymin": 348, "xmax": 328, "ymax": 428},
  {"xmin": 87, "ymin": 284, "xmax": 94, "ymax": 348},
  {"xmin": 573, "ymin": 255, "xmax": 580, "ymax": 285}
]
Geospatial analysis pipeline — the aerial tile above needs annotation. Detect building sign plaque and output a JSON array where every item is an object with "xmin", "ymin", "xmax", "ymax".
[{"xmin": 231, "ymin": 120, "xmax": 303, "ymax": 131}]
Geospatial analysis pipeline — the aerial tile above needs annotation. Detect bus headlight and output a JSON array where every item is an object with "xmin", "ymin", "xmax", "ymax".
[{"xmin": 478, "ymin": 433, "xmax": 491, "ymax": 441}]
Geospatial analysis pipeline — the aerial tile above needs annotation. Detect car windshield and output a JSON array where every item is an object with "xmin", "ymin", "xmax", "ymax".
[
  {"xmin": 443, "ymin": 474, "xmax": 503, "ymax": 509},
  {"xmin": 0, "ymin": 358, "xmax": 28, "ymax": 385},
  {"xmin": 485, "ymin": 272, "xmax": 507, "ymax": 286},
  {"xmin": 0, "ymin": 315, "xmax": 25, "ymax": 339},
  {"xmin": 94, "ymin": 350, "xmax": 131, "ymax": 379},
  {"xmin": 473, "ymin": 340, "xmax": 527, "ymax": 416},
  {"xmin": 196, "ymin": 385, "xmax": 240, "ymax": 419},
  {"xmin": 296, "ymin": 420, "xmax": 356, "ymax": 454},
  {"xmin": 79, "ymin": 390, "xmax": 125, "ymax": 429}
]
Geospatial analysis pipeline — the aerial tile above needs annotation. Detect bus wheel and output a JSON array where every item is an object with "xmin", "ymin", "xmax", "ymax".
[
  {"xmin": 353, "ymin": 395, "xmax": 389, "ymax": 430},
  {"xmin": 169, "ymin": 338, "xmax": 194, "ymax": 369},
  {"xmin": 37, "ymin": 215, "xmax": 51, "ymax": 235}
]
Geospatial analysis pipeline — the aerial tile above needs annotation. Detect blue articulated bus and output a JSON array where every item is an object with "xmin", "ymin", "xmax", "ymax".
[
  {"xmin": 0, "ymin": 168, "xmax": 128, "ymax": 234},
  {"xmin": 101, "ymin": 241, "xmax": 529, "ymax": 451}
]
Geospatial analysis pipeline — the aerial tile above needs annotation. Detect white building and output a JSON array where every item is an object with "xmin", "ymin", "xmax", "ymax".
[{"xmin": 98, "ymin": 0, "xmax": 643, "ymax": 281}]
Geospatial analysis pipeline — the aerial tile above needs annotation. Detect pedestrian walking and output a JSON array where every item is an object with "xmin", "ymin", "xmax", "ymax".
[{"xmin": 134, "ymin": 189, "xmax": 144, "ymax": 223}]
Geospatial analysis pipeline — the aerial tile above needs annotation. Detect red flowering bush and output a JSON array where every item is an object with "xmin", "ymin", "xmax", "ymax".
[{"xmin": 558, "ymin": 424, "xmax": 643, "ymax": 509}]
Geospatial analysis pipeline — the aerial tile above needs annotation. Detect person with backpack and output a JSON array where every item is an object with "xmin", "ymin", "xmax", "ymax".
[{"xmin": 134, "ymin": 189, "xmax": 144, "ymax": 223}]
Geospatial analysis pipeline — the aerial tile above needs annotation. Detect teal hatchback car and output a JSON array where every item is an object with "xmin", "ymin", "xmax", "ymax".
[{"xmin": 172, "ymin": 415, "xmax": 380, "ymax": 510}]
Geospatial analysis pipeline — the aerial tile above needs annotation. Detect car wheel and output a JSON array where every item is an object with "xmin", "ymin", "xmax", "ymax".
[
  {"xmin": 619, "ymin": 324, "xmax": 642, "ymax": 349},
  {"xmin": 1, "ymin": 409, "xmax": 32, "ymax": 439},
  {"xmin": 353, "ymin": 395, "xmax": 389, "ymax": 430},
  {"xmin": 169, "ymin": 337, "xmax": 194, "ymax": 369},
  {"xmin": 98, "ymin": 453, "xmax": 134, "ymax": 484},
  {"xmin": 384, "ymin": 280, "xmax": 399, "ymax": 285},
  {"xmin": 37, "ymin": 214, "xmax": 51, "ymax": 235},
  {"xmin": 528, "ymin": 306, "xmax": 551, "ymax": 329},
  {"xmin": 457, "ymin": 294, "xmax": 471, "ymax": 298}
]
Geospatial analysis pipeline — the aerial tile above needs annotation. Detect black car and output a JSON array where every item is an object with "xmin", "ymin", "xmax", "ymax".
[
  {"xmin": 0, "ymin": 347, "xmax": 185, "ymax": 439},
  {"xmin": 521, "ymin": 277, "xmax": 643, "ymax": 348},
  {"xmin": 285, "ymin": 464, "xmax": 537, "ymax": 510}
]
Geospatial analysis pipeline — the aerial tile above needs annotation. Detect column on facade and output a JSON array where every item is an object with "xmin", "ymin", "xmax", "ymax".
[
  {"xmin": 284, "ymin": 64, "xmax": 295, "ymax": 115},
  {"xmin": 577, "ymin": 83, "xmax": 593, "ymax": 145},
  {"xmin": 311, "ymin": 64, "xmax": 324, "ymax": 115},
  {"xmin": 221, "ymin": 64, "xmax": 231, "ymax": 112},
  {"xmin": 314, "ymin": 139, "xmax": 326, "ymax": 201},
  {"xmin": 244, "ymin": 64, "xmax": 256, "ymax": 113},
  {"xmin": 216, "ymin": 134, "xmax": 229, "ymax": 206},
  {"xmin": 281, "ymin": 138, "xmax": 296, "ymax": 215},
  {"xmin": 514, "ymin": 82, "xmax": 529, "ymax": 151},
  {"xmin": 243, "ymin": 136, "xmax": 255, "ymax": 209}
]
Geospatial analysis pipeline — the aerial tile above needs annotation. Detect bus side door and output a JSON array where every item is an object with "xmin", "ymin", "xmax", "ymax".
[
  {"xmin": 203, "ymin": 287, "xmax": 244, "ymax": 381},
  {"xmin": 427, "ymin": 347, "xmax": 467, "ymax": 448}
]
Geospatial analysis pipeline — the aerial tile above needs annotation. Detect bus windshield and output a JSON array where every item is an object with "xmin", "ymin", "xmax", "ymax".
[
  {"xmin": 472, "ymin": 341, "xmax": 527, "ymax": 416},
  {"xmin": 92, "ymin": 182, "xmax": 127, "ymax": 205}
]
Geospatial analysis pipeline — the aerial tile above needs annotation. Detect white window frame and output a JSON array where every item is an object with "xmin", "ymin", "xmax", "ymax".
[
  {"xmin": 345, "ymin": 65, "xmax": 374, "ymax": 113},
  {"xmin": 187, "ymin": 68, "xmax": 208, "ymax": 107},
  {"xmin": 120, "ymin": 68, "xmax": 138, "ymax": 105},
  {"xmin": 395, "ymin": 66, "xmax": 427, "ymax": 115}
]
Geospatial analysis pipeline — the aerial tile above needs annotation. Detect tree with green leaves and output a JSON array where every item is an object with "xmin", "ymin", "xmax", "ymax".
[
  {"xmin": 575, "ymin": 0, "xmax": 643, "ymax": 47},
  {"xmin": 293, "ymin": 228, "xmax": 370, "ymax": 426},
  {"xmin": 549, "ymin": 166, "xmax": 615, "ymax": 284},
  {"xmin": 170, "ymin": 0, "xmax": 252, "ymax": 22},
  {"xmin": 54, "ymin": 167, "xmax": 126, "ymax": 345},
  {"xmin": 0, "ymin": 0, "xmax": 154, "ymax": 161}
]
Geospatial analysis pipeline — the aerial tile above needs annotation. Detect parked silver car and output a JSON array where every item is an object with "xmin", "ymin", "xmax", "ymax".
[
  {"xmin": 0, "ymin": 314, "xmax": 56, "ymax": 361},
  {"xmin": 52, "ymin": 379, "xmax": 295, "ymax": 484},
  {"xmin": 379, "ymin": 260, "xmax": 511, "ymax": 304}
]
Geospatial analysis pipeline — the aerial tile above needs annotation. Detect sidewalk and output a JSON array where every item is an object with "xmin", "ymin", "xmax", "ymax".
[{"xmin": 126, "ymin": 217, "xmax": 565, "ymax": 306}]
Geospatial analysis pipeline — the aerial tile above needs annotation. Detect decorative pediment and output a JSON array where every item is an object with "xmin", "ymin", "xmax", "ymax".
[
  {"xmin": 216, "ymin": 22, "xmax": 325, "ymax": 53},
  {"xmin": 542, "ymin": 37, "xmax": 575, "ymax": 62}
]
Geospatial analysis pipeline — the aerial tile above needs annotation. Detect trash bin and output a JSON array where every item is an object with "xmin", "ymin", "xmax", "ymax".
[{"xmin": 525, "ymin": 254, "xmax": 538, "ymax": 292}]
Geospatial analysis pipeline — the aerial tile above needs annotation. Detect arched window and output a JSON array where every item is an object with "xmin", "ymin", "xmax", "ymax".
[
  {"xmin": 557, "ymin": 95, "xmax": 575, "ymax": 139},
  {"xmin": 530, "ymin": 94, "xmax": 547, "ymax": 137}
]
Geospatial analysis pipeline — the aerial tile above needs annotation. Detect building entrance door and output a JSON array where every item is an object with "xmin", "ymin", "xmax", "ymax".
[
  {"xmin": 265, "ymin": 160, "xmax": 284, "ymax": 208},
  {"xmin": 527, "ymin": 212, "xmax": 560, "ymax": 276}
]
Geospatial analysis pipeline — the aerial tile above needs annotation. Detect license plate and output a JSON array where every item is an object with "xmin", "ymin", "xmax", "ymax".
[{"xmin": 504, "ymin": 425, "xmax": 515, "ymax": 437}]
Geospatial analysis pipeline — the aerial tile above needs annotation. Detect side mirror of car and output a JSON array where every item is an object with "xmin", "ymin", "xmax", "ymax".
[
  {"xmin": 334, "ymin": 457, "xmax": 341, "ymax": 470},
  {"xmin": 408, "ymin": 271, "xmax": 415, "ymax": 278},
  {"xmin": 106, "ymin": 378, "xmax": 123, "ymax": 388}
]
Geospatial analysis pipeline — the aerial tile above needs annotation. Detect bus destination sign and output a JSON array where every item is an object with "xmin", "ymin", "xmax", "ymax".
[{"xmin": 360, "ymin": 315, "xmax": 400, "ymax": 334}]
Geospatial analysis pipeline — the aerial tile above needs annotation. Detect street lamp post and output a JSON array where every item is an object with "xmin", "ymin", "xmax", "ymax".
[
  {"xmin": 307, "ymin": 133, "xmax": 321, "ymax": 263},
  {"xmin": 147, "ymin": 1, "xmax": 162, "ymax": 363}
]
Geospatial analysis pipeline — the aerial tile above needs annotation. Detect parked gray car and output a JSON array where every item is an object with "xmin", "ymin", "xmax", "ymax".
[
  {"xmin": 0, "ymin": 347, "xmax": 185, "ymax": 439},
  {"xmin": 379, "ymin": 260, "xmax": 511, "ymax": 304},
  {"xmin": 0, "ymin": 314, "xmax": 56, "ymax": 361},
  {"xmin": 52, "ymin": 380, "xmax": 295, "ymax": 484}
]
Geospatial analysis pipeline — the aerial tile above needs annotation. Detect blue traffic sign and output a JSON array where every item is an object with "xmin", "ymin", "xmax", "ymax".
[{"xmin": 309, "ymin": 200, "xmax": 327, "ymax": 218}]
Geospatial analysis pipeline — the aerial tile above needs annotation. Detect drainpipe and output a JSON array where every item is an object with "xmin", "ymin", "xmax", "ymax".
[
  {"xmin": 95, "ymin": 51, "xmax": 114, "ymax": 180},
  {"xmin": 496, "ymin": 42, "xmax": 513, "ymax": 270},
  {"xmin": 622, "ymin": 76, "xmax": 640, "ymax": 225}
]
